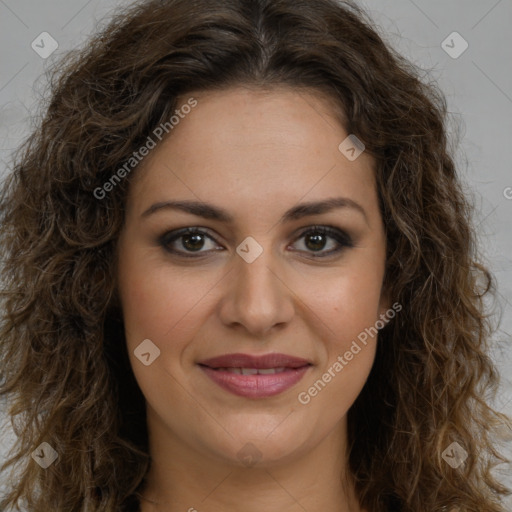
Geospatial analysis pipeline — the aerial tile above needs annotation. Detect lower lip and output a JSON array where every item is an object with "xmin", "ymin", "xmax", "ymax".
[{"xmin": 200, "ymin": 366, "xmax": 310, "ymax": 398}]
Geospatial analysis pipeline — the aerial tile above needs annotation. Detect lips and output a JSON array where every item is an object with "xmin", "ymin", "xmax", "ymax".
[
  {"xmin": 199, "ymin": 353, "xmax": 310, "ymax": 370},
  {"xmin": 198, "ymin": 353, "xmax": 312, "ymax": 398}
]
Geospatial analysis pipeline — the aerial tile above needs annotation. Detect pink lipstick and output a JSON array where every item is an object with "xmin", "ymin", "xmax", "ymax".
[{"xmin": 198, "ymin": 353, "xmax": 312, "ymax": 398}]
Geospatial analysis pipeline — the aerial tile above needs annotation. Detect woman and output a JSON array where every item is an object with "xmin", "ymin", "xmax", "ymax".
[{"xmin": 0, "ymin": 0, "xmax": 510, "ymax": 510}]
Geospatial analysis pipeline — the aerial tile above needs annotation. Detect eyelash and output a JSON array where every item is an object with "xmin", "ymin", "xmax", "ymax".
[{"xmin": 158, "ymin": 225, "xmax": 354, "ymax": 259}]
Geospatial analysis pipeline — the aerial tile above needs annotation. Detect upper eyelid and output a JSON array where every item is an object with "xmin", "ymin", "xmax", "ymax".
[
  {"xmin": 161, "ymin": 225, "xmax": 352, "ymax": 252},
  {"xmin": 164, "ymin": 225, "xmax": 347, "ymax": 240}
]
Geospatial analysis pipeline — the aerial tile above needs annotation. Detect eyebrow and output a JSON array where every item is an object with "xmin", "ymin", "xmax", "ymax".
[{"xmin": 141, "ymin": 197, "xmax": 369, "ymax": 225}]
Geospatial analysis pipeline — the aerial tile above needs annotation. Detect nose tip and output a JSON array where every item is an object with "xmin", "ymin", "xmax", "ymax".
[{"xmin": 217, "ymin": 240, "xmax": 295, "ymax": 337}]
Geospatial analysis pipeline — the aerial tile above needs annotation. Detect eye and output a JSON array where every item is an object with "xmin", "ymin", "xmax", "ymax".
[
  {"xmin": 159, "ymin": 227, "xmax": 222, "ymax": 257},
  {"xmin": 288, "ymin": 225, "xmax": 354, "ymax": 258},
  {"xmin": 159, "ymin": 225, "xmax": 354, "ymax": 259}
]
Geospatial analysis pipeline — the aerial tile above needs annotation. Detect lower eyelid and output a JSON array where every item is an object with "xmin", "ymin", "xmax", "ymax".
[{"xmin": 160, "ymin": 226, "xmax": 353, "ymax": 257}]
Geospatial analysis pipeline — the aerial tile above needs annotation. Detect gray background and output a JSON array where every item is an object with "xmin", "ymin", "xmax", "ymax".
[{"xmin": 0, "ymin": 0, "xmax": 511, "ymax": 504}]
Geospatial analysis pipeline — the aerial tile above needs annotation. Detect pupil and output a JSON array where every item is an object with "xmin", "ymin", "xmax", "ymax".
[
  {"xmin": 183, "ymin": 233, "xmax": 204, "ymax": 251},
  {"xmin": 306, "ymin": 233, "xmax": 326, "ymax": 251}
]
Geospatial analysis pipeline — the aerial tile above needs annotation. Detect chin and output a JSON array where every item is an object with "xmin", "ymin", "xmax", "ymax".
[{"xmin": 206, "ymin": 423, "xmax": 314, "ymax": 468}]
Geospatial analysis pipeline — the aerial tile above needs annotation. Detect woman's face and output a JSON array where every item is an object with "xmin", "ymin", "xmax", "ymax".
[{"xmin": 116, "ymin": 87, "xmax": 389, "ymax": 468}]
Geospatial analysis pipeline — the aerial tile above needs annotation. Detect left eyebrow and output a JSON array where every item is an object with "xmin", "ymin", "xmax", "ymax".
[{"xmin": 141, "ymin": 197, "xmax": 369, "ymax": 225}]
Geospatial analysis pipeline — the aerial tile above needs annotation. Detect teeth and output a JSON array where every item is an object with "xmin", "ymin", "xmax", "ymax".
[
  {"xmin": 219, "ymin": 367, "xmax": 288, "ymax": 375},
  {"xmin": 257, "ymin": 368, "xmax": 277, "ymax": 374},
  {"xmin": 258, "ymin": 367, "xmax": 286, "ymax": 374}
]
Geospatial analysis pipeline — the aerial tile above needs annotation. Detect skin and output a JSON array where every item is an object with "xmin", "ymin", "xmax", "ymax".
[{"xmin": 116, "ymin": 86, "xmax": 390, "ymax": 512}]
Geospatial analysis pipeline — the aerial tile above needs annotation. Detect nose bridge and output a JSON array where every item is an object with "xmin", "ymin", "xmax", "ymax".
[
  {"xmin": 238, "ymin": 249, "xmax": 278, "ymax": 298},
  {"xmin": 218, "ymin": 239, "xmax": 294, "ymax": 335}
]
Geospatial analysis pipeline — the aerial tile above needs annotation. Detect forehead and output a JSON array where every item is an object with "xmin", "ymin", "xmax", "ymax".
[{"xmin": 127, "ymin": 87, "xmax": 378, "ymax": 223}]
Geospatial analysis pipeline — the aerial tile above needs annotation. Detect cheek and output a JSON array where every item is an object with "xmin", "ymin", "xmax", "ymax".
[
  {"xmin": 298, "ymin": 258, "xmax": 385, "ymax": 343},
  {"xmin": 327, "ymin": 273, "xmax": 384, "ymax": 339},
  {"xmin": 296, "ymin": 297, "xmax": 379, "ymax": 423},
  {"xmin": 118, "ymin": 242, "xmax": 190, "ymax": 336},
  {"xmin": 294, "ymin": 262, "xmax": 384, "ymax": 405},
  {"xmin": 117, "ymin": 255, "xmax": 210, "ymax": 411},
  {"xmin": 117, "ymin": 250, "xmax": 221, "ymax": 367}
]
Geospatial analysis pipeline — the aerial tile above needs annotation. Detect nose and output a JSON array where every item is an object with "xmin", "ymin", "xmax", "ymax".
[{"xmin": 217, "ymin": 244, "xmax": 295, "ymax": 338}]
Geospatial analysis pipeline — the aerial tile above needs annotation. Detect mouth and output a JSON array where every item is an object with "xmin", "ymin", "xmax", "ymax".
[{"xmin": 198, "ymin": 353, "xmax": 312, "ymax": 398}]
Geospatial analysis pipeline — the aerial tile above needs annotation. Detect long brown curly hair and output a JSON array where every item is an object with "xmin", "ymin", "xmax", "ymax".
[{"xmin": 0, "ymin": 0, "xmax": 510, "ymax": 510}]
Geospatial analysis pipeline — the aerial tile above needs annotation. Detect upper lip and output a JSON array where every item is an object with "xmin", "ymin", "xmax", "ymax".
[{"xmin": 198, "ymin": 353, "xmax": 312, "ymax": 369}]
